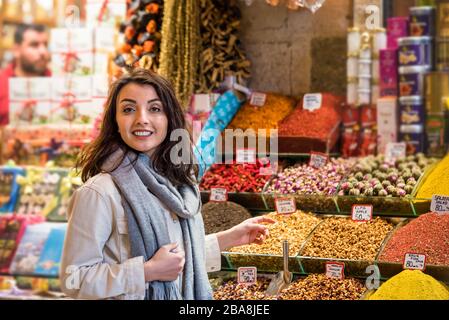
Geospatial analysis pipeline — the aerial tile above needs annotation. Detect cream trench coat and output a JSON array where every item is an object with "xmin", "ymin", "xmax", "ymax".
[{"xmin": 60, "ymin": 173, "xmax": 221, "ymax": 300}]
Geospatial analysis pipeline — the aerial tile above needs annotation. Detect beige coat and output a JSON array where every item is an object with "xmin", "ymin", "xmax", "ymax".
[{"xmin": 60, "ymin": 173, "xmax": 221, "ymax": 300}]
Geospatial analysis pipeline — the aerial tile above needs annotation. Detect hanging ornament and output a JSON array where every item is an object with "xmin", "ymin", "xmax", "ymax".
[
  {"xmin": 297, "ymin": 0, "xmax": 326, "ymax": 13},
  {"xmin": 287, "ymin": 0, "xmax": 300, "ymax": 10},
  {"xmin": 266, "ymin": 0, "xmax": 281, "ymax": 6},
  {"xmin": 244, "ymin": 0, "xmax": 255, "ymax": 6}
]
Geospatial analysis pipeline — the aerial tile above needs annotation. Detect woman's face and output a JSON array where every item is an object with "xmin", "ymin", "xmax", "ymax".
[{"xmin": 116, "ymin": 83, "xmax": 168, "ymax": 157}]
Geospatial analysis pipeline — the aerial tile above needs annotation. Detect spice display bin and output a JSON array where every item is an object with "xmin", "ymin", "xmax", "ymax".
[
  {"xmin": 296, "ymin": 217, "xmax": 405, "ymax": 278},
  {"xmin": 220, "ymin": 251, "xmax": 303, "ymax": 274},
  {"xmin": 200, "ymin": 191, "xmax": 267, "ymax": 212},
  {"xmin": 261, "ymin": 191, "xmax": 339, "ymax": 214},
  {"xmin": 277, "ymin": 122, "xmax": 341, "ymax": 154},
  {"xmin": 408, "ymin": 160, "xmax": 439, "ymax": 215},
  {"xmin": 375, "ymin": 218, "xmax": 449, "ymax": 284}
]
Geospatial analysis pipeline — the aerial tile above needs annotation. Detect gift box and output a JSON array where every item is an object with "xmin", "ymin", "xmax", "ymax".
[
  {"xmin": 51, "ymin": 76, "xmax": 97, "ymax": 125},
  {"xmin": 94, "ymin": 27, "xmax": 118, "ymax": 74},
  {"xmin": 50, "ymin": 28, "xmax": 94, "ymax": 76},
  {"xmin": 9, "ymin": 78, "xmax": 52, "ymax": 126},
  {"xmin": 86, "ymin": 0, "xmax": 127, "ymax": 28},
  {"xmin": 377, "ymin": 97, "xmax": 399, "ymax": 154}
]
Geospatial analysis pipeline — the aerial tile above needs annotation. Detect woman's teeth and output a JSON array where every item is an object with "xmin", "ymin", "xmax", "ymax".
[{"xmin": 133, "ymin": 131, "xmax": 153, "ymax": 137}]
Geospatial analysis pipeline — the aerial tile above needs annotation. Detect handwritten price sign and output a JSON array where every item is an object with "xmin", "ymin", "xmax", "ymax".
[
  {"xmin": 250, "ymin": 92, "xmax": 267, "ymax": 107},
  {"xmin": 275, "ymin": 198, "xmax": 296, "ymax": 215},
  {"xmin": 238, "ymin": 267, "xmax": 257, "ymax": 285},
  {"xmin": 431, "ymin": 195, "xmax": 449, "ymax": 214},
  {"xmin": 210, "ymin": 188, "xmax": 228, "ymax": 202},
  {"xmin": 236, "ymin": 149, "xmax": 256, "ymax": 164},
  {"xmin": 351, "ymin": 205, "xmax": 373, "ymax": 222},
  {"xmin": 403, "ymin": 253, "xmax": 426, "ymax": 271},
  {"xmin": 309, "ymin": 152, "xmax": 329, "ymax": 169},
  {"xmin": 325, "ymin": 262, "xmax": 345, "ymax": 280}
]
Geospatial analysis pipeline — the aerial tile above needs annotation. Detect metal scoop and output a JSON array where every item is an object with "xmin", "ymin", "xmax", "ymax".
[{"xmin": 265, "ymin": 240, "xmax": 293, "ymax": 296}]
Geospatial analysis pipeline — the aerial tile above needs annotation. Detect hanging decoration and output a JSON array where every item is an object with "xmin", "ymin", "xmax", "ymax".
[
  {"xmin": 159, "ymin": 0, "xmax": 201, "ymax": 109},
  {"xmin": 265, "ymin": 0, "xmax": 326, "ymax": 12},
  {"xmin": 195, "ymin": 0, "xmax": 251, "ymax": 93}
]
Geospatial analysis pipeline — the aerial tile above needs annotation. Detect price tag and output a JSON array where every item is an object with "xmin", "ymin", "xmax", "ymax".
[
  {"xmin": 431, "ymin": 195, "xmax": 449, "ymax": 214},
  {"xmin": 236, "ymin": 149, "xmax": 256, "ymax": 164},
  {"xmin": 275, "ymin": 198, "xmax": 296, "ymax": 215},
  {"xmin": 259, "ymin": 161, "xmax": 279, "ymax": 176},
  {"xmin": 309, "ymin": 152, "xmax": 329, "ymax": 169},
  {"xmin": 250, "ymin": 92, "xmax": 267, "ymax": 107},
  {"xmin": 351, "ymin": 205, "xmax": 373, "ymax": 222},
  {"xmin": 403, "ymin": 253, "xmax": 427, "ymax": 271},
  {"xmin": 237, "ymin": 267, "xmax": 257, "ymax": 285},
  {"xmin": 325, "ymin": 262, "xmax": 345, "ymax": 280},
  {"xmin": 210, "ymin": 188, "xmax": 228, "ymax": 202},
  {"xmin": 385, "ymin": 142, "xmax": 406, "ymax": 163},
  {"xmin": 303, "ymin": 93, "xmax": 323, "ymax": 111}
]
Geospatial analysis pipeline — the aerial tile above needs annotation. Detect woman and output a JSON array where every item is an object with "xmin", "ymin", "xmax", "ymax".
[{"xmin": 60, "ymin": 68, "xmax": 274, "ymax": 300}]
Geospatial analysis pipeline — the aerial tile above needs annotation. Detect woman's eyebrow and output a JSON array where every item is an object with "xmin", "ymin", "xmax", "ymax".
[{"xmin": 119, "ymin": 98, "xmax": 136, "ymax": 104}]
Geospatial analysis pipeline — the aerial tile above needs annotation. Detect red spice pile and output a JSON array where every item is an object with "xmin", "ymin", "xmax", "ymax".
[
  {"xmin": 199, "ymin": 161, "xmax": 271, "ymax": 193},
  {"xmin": 379, "ymin": 213, "xmax": 449, "ymax": 266},
  {"xmin": 278, "ymin": 93, "xmax": 342, "ymax": 139}
]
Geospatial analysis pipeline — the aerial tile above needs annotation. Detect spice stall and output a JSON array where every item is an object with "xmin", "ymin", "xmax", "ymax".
[{"xmin": 0, "ymin": 0, "xmax": 448, "ymax": 301}]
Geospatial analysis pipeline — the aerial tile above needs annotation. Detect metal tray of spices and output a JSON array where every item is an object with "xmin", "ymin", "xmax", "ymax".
[
  {"xmin": 374, "ymin": 218, "xmax": 449, "ymax": 284},
  {"xmin": 220, "ymin": 212, "xmax": 323, "ymax": 273},
  {"xmin": 200, "ymin": 191, "xmax": 268, "ymax": 212},
  {"xmin": 261, "ymin": 176, "xmax": 339, "ymax": 214},
  {"xmin": 296, "ymin": 216, "xmax": 405, "ymax": 278},
  {"xmin": 277, "ymin": 122, "xmax": 341, "ymax": 154}
]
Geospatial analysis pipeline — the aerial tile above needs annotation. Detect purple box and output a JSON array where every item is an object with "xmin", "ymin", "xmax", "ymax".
[
  {"xmin": 398, "ymin": 36, "xmax": 434, "ymax": 67},
  {"xmin": 380, "ymin": 49, "xmax": 398, "ymax": 97},
  {"xmin": 398, "ymin": 66, "xmax": 431, "ymax": 96},
  {"xmin": 388, "ymin": 17, "xmax": 409, "ymax": 49},
  {"xmin": 399, "ymin": 124, "xmax": 426, "ymax": 154},
  {"xmin": 399, "ymin": 97, "xmax": 425, "ymax": 125}
]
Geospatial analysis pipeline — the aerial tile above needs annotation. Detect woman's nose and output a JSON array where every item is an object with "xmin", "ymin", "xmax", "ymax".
[{"xmin": 135, "ymin": 108, "xmax": 149, "ymax": 125}]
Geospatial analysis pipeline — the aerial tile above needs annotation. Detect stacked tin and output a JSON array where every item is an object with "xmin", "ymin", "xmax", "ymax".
[
  {"xmin": 423, "ymin": 0, "xmax": 449, "ymax": 156},
  {"xmin": 396, "ymin": 6, "xmax": 436, "ymax": 154}
]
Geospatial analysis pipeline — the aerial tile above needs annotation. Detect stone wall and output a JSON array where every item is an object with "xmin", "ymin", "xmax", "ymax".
[{"xmin": 238, "ymin": 0, "xmax": 352, "ymax": 98}]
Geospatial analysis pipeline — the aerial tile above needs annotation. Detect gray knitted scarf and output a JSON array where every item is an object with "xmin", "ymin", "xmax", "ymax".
[{"xmin": 103, "ymin": 148, "xmax": 212, "ymax": 300}]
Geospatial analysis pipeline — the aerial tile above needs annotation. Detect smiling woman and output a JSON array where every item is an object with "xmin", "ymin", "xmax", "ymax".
[
  {"xmin": 60, "ymin": 68, "xmax": 275, "ymax": 300},
  {"xmin": 116, "ymin": 83, "xmax": 168, "ymax": 157}
]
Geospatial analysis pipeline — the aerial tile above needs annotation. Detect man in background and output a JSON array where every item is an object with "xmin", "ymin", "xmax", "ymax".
[{"xmin": 0, "ymin": 23, "xmax": 51, "ymax": 125}]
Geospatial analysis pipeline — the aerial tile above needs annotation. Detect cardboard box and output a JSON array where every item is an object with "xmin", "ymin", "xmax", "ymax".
[{"xmin": 377, "ymin": 97, "xmax": 399, "ymax": 154}]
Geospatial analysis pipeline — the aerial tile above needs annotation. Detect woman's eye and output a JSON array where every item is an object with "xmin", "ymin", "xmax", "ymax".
[
  {"xmin": 123, "ymin": 106, "xmax": 135, "ymax": 113},
  {"xmin": 149, "ymin": 105, "xmax": 162, "ymax": 112}
]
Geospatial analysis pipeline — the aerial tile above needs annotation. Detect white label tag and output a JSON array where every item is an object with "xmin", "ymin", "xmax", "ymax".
[
  {"xmin": 275, "ymin": 198, "xmax": 296, "ymax": 215},
  {"xmin": 210, "ymin": 188, "xmax": 228, "ymax": 202},
  {"xmin": 309, "ymin": 152, "xmax": 329, "ymax": 169},
  {"xmin": 325, "ymin": 262, "xmax": 345, "ymax": 280},
  {"xmin": 250, "ymin": 92, "xmax": 267, "ymax": 107},
  {"xmin": 236, "ymin": 149, "xmax": 256, "ymax": 164},
  {"xmin": 431, "ymin": 195, "xmax": 449, "ymax": 214},
  {"xmin": 403, "ymin": 253, "xmax": 427, "ymax": 271},
  {"xmin": 237, "ymin": 267, "xmax": 257, "ymax": 285},
  {"xmin": 351, "ymin": 205, "xmax": 373, "ymax": 222},
  {"xmin": 303, "ymin": 93, "xmax": 323, "ymax": 111},
  {"xmin": 385, "ymin": 142, "xmax": 406, "ymax": 163},
  {"xmin": 259, "ymin": 161, "xmax": 279, "ymax": 176}
]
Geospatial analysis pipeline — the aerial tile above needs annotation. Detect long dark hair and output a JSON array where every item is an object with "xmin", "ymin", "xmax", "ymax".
[{"xmin": 77, "ymin": 68, "xmax": 198, "ymax": 186}]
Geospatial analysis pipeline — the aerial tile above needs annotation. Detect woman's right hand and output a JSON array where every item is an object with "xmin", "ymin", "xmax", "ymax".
[{"xmin": 143, "ymin": 243, "xmax": 185, "ymax": 282}]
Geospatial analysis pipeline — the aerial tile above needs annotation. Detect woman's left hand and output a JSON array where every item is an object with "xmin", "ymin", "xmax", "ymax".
[{"xmin": 216, "ymin": 216, "xmax": 276, "ymax": 251}]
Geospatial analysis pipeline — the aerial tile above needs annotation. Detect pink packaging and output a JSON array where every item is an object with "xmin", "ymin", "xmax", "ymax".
[
  {"xmin": 387, "ymin": 17, "xmax": 409, "ymax": 49},
  {"xmin": 380, "ymin": 49, "xmax": 398, "ymax": 97},
  {"xmin": 377, "ymin": 97, "xmax": 399, "ymax": 154}
]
